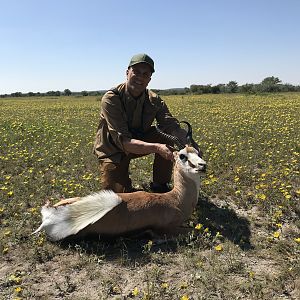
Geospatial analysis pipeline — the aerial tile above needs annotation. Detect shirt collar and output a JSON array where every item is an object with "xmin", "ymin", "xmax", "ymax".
[{"xmin": 125, "ymin": 84, "xmax": 146, "ymax": 102}]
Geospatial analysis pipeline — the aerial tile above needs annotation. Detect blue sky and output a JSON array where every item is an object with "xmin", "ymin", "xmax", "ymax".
[{"xmin": 1, "ymin": 0, "xmax": 299, "ymax": 94}]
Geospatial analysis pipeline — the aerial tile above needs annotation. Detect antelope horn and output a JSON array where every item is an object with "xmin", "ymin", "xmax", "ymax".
[
  {"xmin": 180, "ymin": 121, "xmax": 192, "ymax": 146},
  {"xmin": 155, "ymin": 126, "xmax": 185, "ymax": 149},
  {"xmin": 155, "ymin": 120, "xmax": 194, "ymax": 150}
]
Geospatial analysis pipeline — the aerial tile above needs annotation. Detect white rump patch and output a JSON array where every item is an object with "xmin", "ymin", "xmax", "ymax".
[{"xmin": 33, "ymin": 190, "xmax": 122, "ymax": 241}]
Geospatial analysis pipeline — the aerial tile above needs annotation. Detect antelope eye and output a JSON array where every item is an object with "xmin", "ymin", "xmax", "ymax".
[{"xmin": 179, "ymin": 154, "xmax": 187, "ymax": 161}]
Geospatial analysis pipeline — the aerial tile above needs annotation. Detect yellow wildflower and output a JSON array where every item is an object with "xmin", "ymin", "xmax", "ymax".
[
  {"xmin": 15, "ymin": 287, "xmax": 22, "ymax": 293},
  {"xmin": 29, "ymin": 207, "xmax": 37, "ymax": 214},
  {"xmin": 37, "ymin": 237, "xmax": 44, "ymax": 246},
  {"xmin": 132, "ymin": 287, "xmax": 139, "ymax": 297},
  {"xmin": 258, "ymin": 194, "xmax": 266, "ymax": 201},
  {"xmin": 273, "ymin": 231, "xmax": 280, "ymax": 238},
  {"xmin": 248, "ymin": 271, "xmax": 255, "ymax": 278},
  {"xmin": 181, "ymin": 295, "xmax": 189, "ymax": 300},
  {"xmin": 284, "ymin": 194, "xmax": 291, "ymax": 200},
  {"xmin": 215, "ymin": 244, "xmax": 223, "ymax": 251},
  {"xmin": 161, "ymin": 282, "xmax": 169, "ymax": 289},
  {"xmin": 294, "ymin": 237, "xmax": 300, "ymax": 243},
  {"xmin": 9, "ymin": 274, "xmax": 21, "ymax": 284},
  {"xmin": 195, "ymin": 223, "xmax": 203, "ymax": 230}
]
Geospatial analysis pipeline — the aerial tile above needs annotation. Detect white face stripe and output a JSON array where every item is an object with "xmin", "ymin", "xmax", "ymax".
[
  {"xmin": 177, "ymin": 148, "xmax": 206, "ymax": 172},
  {"xmin": 188, "ymin": 152, "xmax": 206, "ymax": 166}
]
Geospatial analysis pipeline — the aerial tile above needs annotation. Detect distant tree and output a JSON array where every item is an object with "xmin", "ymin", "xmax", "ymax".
[
  {"xmin": 259, "ymin": 76, "xmax": 281, "ymax": 92},
  {"xmin": 261, "ymin": 76, "xmax": 281, "ymax": 85},
  {"xmin": 64, "ymin": 89, "xmax": 72, "ymax": 96},
  {"xmin": 184, "ymin": 87, "xmax": 190, "ymax": 94},
  {"xmin": 81, "ymin": 91, "xmax": 89, "ymax": 96},
  {"xmin": 216, "ymin": 84, "xmax": 226, "ymax": 93},
  {"xmin": 46, "ymin": 91, "xmax": 56, "ymax": 96},
  {"xmin": 211, "ymin": 85, "xmax": 221, "ymax": 94},
  {"xmin": 11, "ymin": 92, "xmax": 23, "ymax": 97},
  {"xmin": 226, "ymin": 81, "xmax": 238, "ymax": 93},
  {"xmin": 28, "ymin": 92, "xmax": 35, "ymax": 97},
  {"xmin": 238, "ymin": 83, "xmax": 255, "ymax": 94},
  {"xmin": 190, "ymin": 85, "xmax": 199, "ymax": 94},
  {"xmin": 201, "ymin": 84, "xmax": 212, "ymax": 94}
]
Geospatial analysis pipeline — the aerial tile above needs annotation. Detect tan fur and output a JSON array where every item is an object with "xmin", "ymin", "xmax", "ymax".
[{"xmin": 49, "ymin": 146, "xmax": 206, "ymax": 238}]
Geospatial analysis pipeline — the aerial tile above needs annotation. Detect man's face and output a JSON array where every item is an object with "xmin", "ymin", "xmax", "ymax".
[{"xmin": 126, "ymin": 63, "xmax": 152, "ymax": 98}]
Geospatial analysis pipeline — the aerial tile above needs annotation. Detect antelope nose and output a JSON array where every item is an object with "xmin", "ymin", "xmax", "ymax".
[{"xmin": 199, "ymin": 163, "xmax": 207, "ymax": 172}]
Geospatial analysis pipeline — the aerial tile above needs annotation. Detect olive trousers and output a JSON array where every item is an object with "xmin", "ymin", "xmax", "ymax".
[{"xmin": 99, "ymin": 127, "xmax": 174, "ymax": 193}]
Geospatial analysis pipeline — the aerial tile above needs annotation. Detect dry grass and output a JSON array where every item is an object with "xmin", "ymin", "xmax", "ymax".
[{"xmin": 0, "ymin": 93, "xmax": 299, "ymax": 299}]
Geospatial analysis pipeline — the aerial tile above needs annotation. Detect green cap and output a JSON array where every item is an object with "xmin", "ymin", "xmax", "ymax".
[{"xmin": 128, "ymin": 53, "xmax": 155, "ymax": 73}]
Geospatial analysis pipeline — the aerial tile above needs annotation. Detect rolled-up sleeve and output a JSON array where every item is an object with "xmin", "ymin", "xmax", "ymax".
[{"xmin": 101, "ymin": 93, "xmax": 132, "ymax": 151}]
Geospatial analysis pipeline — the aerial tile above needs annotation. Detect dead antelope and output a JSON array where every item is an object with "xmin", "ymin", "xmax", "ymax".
[{"xmin": 33, "ymin": 122, "xmax": 206, "ymax": 241}]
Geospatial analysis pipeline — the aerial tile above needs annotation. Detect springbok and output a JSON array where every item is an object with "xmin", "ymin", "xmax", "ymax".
[{"xmin": 33, "ymin": 122, "xmax": 206, "ymax": 241}]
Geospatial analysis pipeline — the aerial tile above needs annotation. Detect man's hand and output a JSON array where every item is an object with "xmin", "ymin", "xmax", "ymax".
[{"xmin": 155, "ymin": 144, "xmax": 175, "ymax": 161}]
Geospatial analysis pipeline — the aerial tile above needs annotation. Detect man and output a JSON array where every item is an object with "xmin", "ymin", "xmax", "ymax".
[{"xmin": 93, "ymin": 53, "xmax": 200, "ymax": 193}]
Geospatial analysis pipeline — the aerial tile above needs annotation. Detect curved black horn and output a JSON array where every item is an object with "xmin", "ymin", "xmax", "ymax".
[
  {"xmin": 155, "ymin": 126, "xmax": 185, "ymax": 149},
  {"xmin": 180, "ymin": 121, "xmax": 193, "ymax": 145}
]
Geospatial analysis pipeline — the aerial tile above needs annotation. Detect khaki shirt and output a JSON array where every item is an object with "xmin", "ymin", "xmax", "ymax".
[{"xmin": 93, "ymin": 83, "xmax": 184, "ymax": 163}]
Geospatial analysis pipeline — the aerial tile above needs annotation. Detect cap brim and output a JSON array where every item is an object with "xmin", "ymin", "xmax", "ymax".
[{"xmin": 129, "ymin": 61, "xmax": 155, "ymax": 73}]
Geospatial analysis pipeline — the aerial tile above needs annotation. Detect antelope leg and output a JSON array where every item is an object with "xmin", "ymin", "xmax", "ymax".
[{"xmin": 53, "ymin": 197, "xmax": 80, "ymax": 207}]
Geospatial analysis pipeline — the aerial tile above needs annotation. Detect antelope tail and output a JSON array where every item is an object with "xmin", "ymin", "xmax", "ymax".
[{"xmin": 32, "ymin": 190, "xmax": 122, "ymax": 241}]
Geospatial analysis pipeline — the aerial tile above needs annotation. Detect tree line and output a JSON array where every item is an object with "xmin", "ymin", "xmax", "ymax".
[
  {"xmin": 1, "ymin": 77, "xmax": 300, "ymax": 98},
  {"xmin": 154, "ymin": 77, "xmax": 300, "ymax": 96},
  {"xmin": 0, "ymin": 89, "xmax": 104, "ymax": 98}
]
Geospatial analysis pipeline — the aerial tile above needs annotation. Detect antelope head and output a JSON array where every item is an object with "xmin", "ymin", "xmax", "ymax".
[
  {"xmin": 160, "ymin": 120, "xmax": 207, "ymax": 175},
  {"xmin": 175, "ymin": 146, "xmax": 207, "ymax": 175}
]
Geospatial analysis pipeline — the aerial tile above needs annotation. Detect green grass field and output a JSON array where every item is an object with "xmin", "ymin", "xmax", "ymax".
[{"xmin": 1, "ymin": 93, "xmax": 299, "ymax": 299}]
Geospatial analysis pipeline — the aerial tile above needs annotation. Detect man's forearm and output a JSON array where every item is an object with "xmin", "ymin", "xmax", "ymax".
[
  {"xmin": 122, "ymin": 138, "xmax": 159, "ymax": 155},
  {"xmin": 122, "ymin": 138, "xmax": 174, "ymax": 161}
]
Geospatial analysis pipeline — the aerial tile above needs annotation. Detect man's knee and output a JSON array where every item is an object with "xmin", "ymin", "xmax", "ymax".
[{"xmin": 99, "ymin": 160, "xmax": 132, "ymax": 193}]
